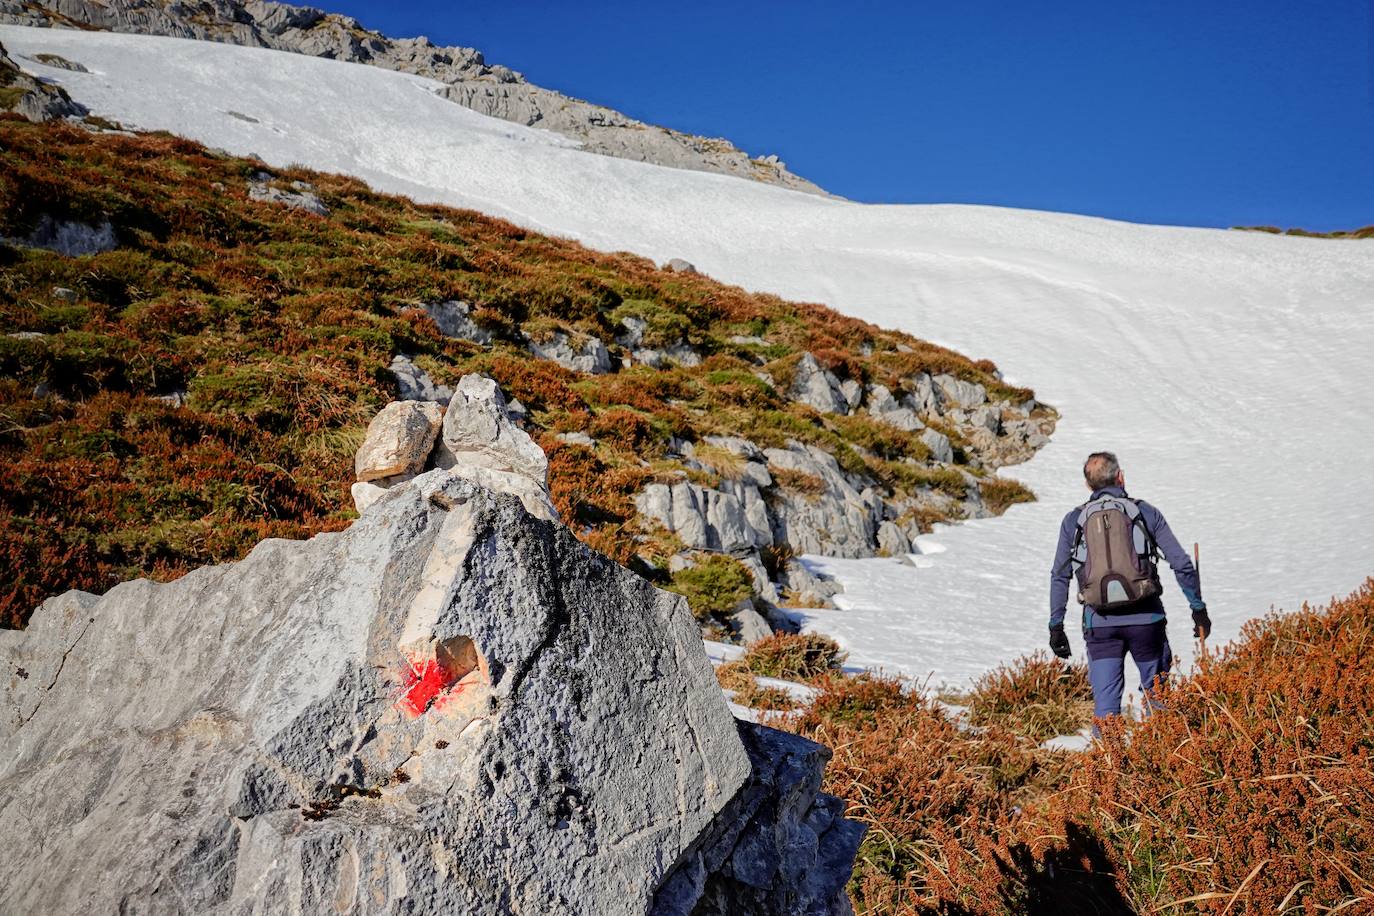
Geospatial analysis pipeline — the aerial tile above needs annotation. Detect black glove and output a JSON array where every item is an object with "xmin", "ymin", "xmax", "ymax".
[
  {"xmin": 1192, "ymin": 607, "xmax": 1212, "ymax": 640},
  {"xmin": 1048, "ymin": 624, "xmax": 1072, "ymax": 659}
]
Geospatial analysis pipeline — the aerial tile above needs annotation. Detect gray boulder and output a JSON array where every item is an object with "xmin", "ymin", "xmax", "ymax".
[
  {"xmin": 423, "ymin": 299, "xmax": 493, "ymax": 345},
  {"xmin": 247, "ymin": 176, "xmax": 329, "ymax": 216},
  {"xmin": 866, "ymin": 385, "xmax": 924, "ymax": 433},
  {"xmin": 632, "ymin": 342, "xmax": 702, "ymax": 369},
  {"xmin": 933, "ymin": 373, "xmax": 987, "ymax": 410},
  {"xmin": 725, "ymin": 600, "xmax": 773, "ymax": 645},
  {"xmin": 876, "ymin": 520, "xmax": 912, "ymax": 557},
  {"xmin": 920, "ymin": 428, "xmax": 955, "ymax": 464},
  {"xmin": 664, "ymin": 258, "xmax": 698, "ymax": 273},
  {"xmin": 789, "ymin": 353, "xmax": 847, "ymax": 415},
  {"xmin": 636, "ymin": 479, "xmax": 768, "ymax": 554},
  {"xmin": 778, "ymin": 559, "xmax": 842, "ymax": 609}
]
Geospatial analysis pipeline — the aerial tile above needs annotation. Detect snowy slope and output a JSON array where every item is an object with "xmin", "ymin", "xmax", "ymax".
[{"xmin": 7, "ymin": 27, "xmax": 1373, "ymax": 685}]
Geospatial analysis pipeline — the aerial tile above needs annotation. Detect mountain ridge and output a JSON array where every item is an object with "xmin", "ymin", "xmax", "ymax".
[{"xmin": 0, "ymin": 0, "xmax": 829, "ymax": 194}]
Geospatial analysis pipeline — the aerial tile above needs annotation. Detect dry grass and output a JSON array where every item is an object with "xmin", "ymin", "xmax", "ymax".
[{"xmin": 716, "ymin": 659, "xmax": 798, "ymax": 711}]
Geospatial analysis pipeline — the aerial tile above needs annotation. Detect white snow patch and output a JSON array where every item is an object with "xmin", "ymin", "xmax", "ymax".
[{"xmin": 8, "ymin": 27, "xmax": 1374, "ymax": 686}]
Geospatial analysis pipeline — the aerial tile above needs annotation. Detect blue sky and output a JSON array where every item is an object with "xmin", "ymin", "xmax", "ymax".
[{"xmin": 326, "ymin": 1, "xmax": 1373, "ymax": 231}]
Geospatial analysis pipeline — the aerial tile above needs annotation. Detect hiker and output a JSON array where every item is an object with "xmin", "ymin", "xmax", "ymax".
[{"xmin": 1048, "ymin": 451, "xmax": 1211, "ymax": 719}]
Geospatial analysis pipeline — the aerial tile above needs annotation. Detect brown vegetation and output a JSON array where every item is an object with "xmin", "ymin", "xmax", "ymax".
[{"xmin": 784, "ymin": 582, "xmax": 1374, "ymax": 914}]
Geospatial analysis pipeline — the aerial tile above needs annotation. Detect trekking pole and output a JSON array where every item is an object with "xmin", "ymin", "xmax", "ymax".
[{"xmin": 1194, "ymin": 542, "xmax": 1207, "ymax": 659}]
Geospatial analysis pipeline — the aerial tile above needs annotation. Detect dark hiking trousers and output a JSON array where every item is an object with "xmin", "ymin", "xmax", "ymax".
[{"xmin": 1085, "ymin": 619, "xmax": 1170, "ymax": 718}]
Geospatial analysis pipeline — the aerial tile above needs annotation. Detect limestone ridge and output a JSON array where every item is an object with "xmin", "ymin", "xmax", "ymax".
[
  {"xmin": 0, "ymin": 373, "xmax": 861, "ymax": 915},
  {"xmin": 0, "ymin": 0, "xmax": 829, "ymax": 194}
]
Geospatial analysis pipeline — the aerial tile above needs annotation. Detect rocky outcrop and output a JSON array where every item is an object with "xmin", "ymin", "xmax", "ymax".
[
  {"xmin": 388, "ymin": 353, "xmax": 453, "ymax": 403},
  {"xmin": 423, "ymin": 299, "xmax": 493, "ymax": 345},
  {"xmin": 635, "ymin": 355, "xmax": 1055, "ymax": 618},
  {"xmin": 2, "ymin": 211, "xmax": 116, "ymax": 255},
  {"xmin": 0, "ymin": 375, "xmax": 861, "ymax": 915},
  {"xmin": 528, "ymin": 331, "xmax": 612, "ymax": 375},
  {"xmin": 764, "ymin": 444, "xmax": 882, "ymax": 558},
  {"xmin": 246, "ymin": 172, "xmax": 329, "ymax": 215},
  {"xmin": 0, "ymin": 0, "xmax": 827, "ymax": 194},
  {"xmin": 0, "ymin": 38, "xmax": 85, "ymax": 121}
]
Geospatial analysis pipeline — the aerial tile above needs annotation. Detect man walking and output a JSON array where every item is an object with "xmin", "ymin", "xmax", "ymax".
[{"xmin": 1048, "ymin": 451, "xmax": 1211, "ymax": 719}]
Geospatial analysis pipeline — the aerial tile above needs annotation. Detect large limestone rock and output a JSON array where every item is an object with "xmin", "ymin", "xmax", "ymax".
[
  {"xmin": 528, "ymin": 331, "xmax": 612, "ymax": 375},
  {"xmin": 654, "ymin": 723, "xmax": 864, "ymax": 916},
  {"xmin": 764, "ymin": 444, "xmax": 881, "ymax": 558},
  {"xmin": 636, "ymin": 479, "xmax": 771, "ymax": 555},
  {"xmin": 0, "ymin": 468, "xmax": 753, "ymax": 914},
  {"xmin": 388, "ymin": 353, "xmax": 453, "ymax": 403},
  {"xmin": 354, "ymin": 400, "xmax": 443, "ymax": 482},
  {"xmin": 932, "ymin": 373, "xmax": 987, "ymax": 410},
  {"xmin": 423, "ymin": 299, "xmax": 493, "ymax": 345}
]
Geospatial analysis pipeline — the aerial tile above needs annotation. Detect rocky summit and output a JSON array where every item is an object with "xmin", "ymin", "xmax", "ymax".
[
  {"xmin": 0, "ymin": 377, "xmax": 861, "ymax": 914},
  {"xmin": 0, "ymin": 0, "xmax": 826, "ymax": 194}
]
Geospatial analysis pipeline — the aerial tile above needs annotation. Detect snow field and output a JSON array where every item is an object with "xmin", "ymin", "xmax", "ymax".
[{"xmin": 5, "ymin": 26, "xmax": 1373, "ymax": 686}]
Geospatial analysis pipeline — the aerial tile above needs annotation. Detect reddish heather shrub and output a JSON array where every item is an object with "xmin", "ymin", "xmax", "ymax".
[{"xmin": 785, "ymin": 584, "xmax": 1374, "ymax": 915}]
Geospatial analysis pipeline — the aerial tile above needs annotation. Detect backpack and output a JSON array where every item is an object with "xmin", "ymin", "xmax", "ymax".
[{"xmin": 1071, "ymin": 495, "xmax": 1161, "ymax": 609}]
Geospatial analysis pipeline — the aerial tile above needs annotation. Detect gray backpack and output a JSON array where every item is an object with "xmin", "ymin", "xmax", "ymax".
[{"xmin": 1072, "ymin": 495, "xmax": 1161, "ymax": 609}]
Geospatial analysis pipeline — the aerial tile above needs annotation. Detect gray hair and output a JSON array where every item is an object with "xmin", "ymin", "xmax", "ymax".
[{"xmin": 1083, "ymin": 451, "xmax": 1120, "ymax": 489}]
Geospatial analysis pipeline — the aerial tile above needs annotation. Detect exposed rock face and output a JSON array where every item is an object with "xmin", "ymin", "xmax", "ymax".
[
  {"xmin": 5, "ymin": 212, "xmax": 116, "ymax": 255},
  {"xmin": 765, "ymin": 444, "xmax": 882, "ymax": 558},
  {"xmin": 932, "ymin": 373, "xmax": 987, "ymax": 410},
  {"xmin": 634, "ymin": 357, "xmax": 1055, "ymax": 614},
  {"xmin": 789, "ymin": 353, "xmax": 849, "ymax": 415},
  {"xmin": 0, "ymin": 0, "xmax": 828, "ymax": 194},
  {"xmin": 423, "ymin": 299, "xmax": 493, "ymax": 344},
  {"xmin": 388, "ymin": 353, "xmax": 453, "ymax": 403},
  {"xmin": 0, "ymin": 380, "xmax": 861, "ymax": 915},
  {"xmin": 528, "ymin": 331, "xmax": 612, "ymax": 375},
  {"xmin": 636, "ymin": 479, "xmax": 772, "ymax": 555},
  {"xmin": 0, "ymin": 38, "xmax": 86, "ymax": 121},
  {"xmin": 652, "ymin": 722, "xmax": 864, "ymax": 916}
]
